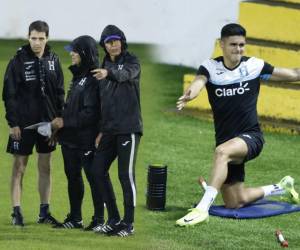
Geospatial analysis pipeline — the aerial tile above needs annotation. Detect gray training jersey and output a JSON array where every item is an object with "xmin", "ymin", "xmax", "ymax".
[{"xmin": 197, "ymin": 56, "xmax": 274, "ymax": 145}]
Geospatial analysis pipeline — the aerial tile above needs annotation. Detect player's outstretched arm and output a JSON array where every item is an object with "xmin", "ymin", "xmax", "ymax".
[
  {"xmin": 269, "ymin": 67, "xmax": 300, "ymax": 82},
  {"xmin": 176, "ymin": 75, "xmax": 207, "ymax": 110}
]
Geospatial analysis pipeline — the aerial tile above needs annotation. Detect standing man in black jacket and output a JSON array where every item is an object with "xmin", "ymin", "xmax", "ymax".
[
  {"xmin": 51, "ymin": 35, "xmax": 104, "ymax": 230},
  {"xmin": 91, "ymin": 25, "xmax": 143, "ymax": 237},
  {"xmin": 2, "ymin": 20, "xmax": 64, "ymax": 227}
]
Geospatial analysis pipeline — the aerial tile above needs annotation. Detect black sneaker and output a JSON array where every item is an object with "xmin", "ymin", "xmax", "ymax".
[
  {"xmin": 53, "ymin": 214, "xmax": 83, "ymax": 229},
  {"xmin": 109, "ymin": 221, "xmax": 134, "ymax": 237},
  {"xmin": 84, "ymin": 216, "xmax": 104, "ymax": 231},
  {"xmin": 95, "ymin": 219, "xmax": 120, "ymax": 234},
  {"xmin": 37, "ymin": 213, "xmax": 59, "ymax": 225},
  {"xmin": 11, "ymin": 212, "xmax": 24, "ymax": 227}
]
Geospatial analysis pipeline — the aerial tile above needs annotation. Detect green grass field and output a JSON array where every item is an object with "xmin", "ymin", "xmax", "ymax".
[{"xmin": 1, "ymin": 39, "xmax": 300, "ymax": 249}]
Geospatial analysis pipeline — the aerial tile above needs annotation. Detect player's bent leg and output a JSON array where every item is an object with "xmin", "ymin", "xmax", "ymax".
[
  {"xmin": 176, "ymin": 137, "xmax": 248, "ymax": 226},
  {"xmin": 210, "ymin": 137, "xmax": 248, "ymax": 190},
  {"xmin": 176, "ymin": 137, "xmax": 249, "ymax": 227},
  {"xmin": 221, "ymin": 182, "xmax": 264, "ymax": 208},
  {"xmin": 221, "ymin": 176, "xmax": 300, "ymax": 209},
  {"xmin": 221, "ymin": 183, "xmax": 241, "ymax": 208}
]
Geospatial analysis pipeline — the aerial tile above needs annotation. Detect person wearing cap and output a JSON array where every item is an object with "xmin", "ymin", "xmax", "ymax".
[
  {"xmin": 2, "ymin": 20, "xmax": 64, "ymax": 227},
  {"xmin": 90, "ymin": 24, "xmax": 143, "ymax": 237},
  {"xmin": 51, "ymin": 35, "xmax": 104, "ymax": 230}
]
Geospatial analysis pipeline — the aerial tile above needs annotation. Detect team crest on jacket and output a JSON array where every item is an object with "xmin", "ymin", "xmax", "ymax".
[
  {"xmin": 48, "ymin": 61, "xmax": 55, "ymax": 71},
  {"xmin": 78, "ymin": 77, "xmax": 87, "ymax": 86},
  {"xmin": 239, "ymin": 65, "xmax": 249, "ymax": 77}
]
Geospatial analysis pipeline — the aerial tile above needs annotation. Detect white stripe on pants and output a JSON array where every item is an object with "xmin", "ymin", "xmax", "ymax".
[{"xmin": 129, "ymin": 133, "xmax": 137, "ymax": 206}]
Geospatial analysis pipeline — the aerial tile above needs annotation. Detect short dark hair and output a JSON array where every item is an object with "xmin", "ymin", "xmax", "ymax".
[
  {"xmin": 221, "ymin": 23, "xmax": 246, "ymax": 39},
  {"xmin": 28, "ymin": 20, "xmax": 49, "ymax": 37}
]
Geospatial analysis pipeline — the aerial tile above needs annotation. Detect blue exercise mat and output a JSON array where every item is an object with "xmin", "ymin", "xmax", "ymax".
[{"xmin": 209, "ymin": 199, "xmax": 300, "ymax": 219}]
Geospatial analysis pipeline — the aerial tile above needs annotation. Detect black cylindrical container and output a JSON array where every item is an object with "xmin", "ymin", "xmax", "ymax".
[{"xmin": 146, "ymin": 164, "xmax": 167, "ymax": 210}]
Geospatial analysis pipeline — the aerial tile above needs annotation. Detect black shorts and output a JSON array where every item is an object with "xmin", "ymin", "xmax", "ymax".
[
  {"xmin": 224, "ymin": 131, "xmax": 264, "ymax": 184},
  {"xmin": 6, "ymin": 129, "xmax": 55, "ymax": 156}
]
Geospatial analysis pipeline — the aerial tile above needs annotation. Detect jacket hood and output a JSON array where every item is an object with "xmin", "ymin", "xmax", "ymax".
[
  {"xmin": 68, "ymin": 35, "xmax": 99, "ymax": 71},
  {"xmin": 99, "ymin": 25, "xmax": 128, "ymax": 52}
]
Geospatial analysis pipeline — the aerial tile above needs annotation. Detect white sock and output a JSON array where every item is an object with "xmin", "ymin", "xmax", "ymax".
[
  {"xmin": 196, "ymin": 186, "xmax": 218, "ymax": 212},
  {"xmin": 262, "ymin": 184, "xmax": 285, "ymax": 197}
]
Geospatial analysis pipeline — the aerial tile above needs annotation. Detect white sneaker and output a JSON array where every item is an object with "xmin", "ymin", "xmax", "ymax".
[{"xmin": 176, "ymin": 208, "xmax": 209, "ymax": 227}]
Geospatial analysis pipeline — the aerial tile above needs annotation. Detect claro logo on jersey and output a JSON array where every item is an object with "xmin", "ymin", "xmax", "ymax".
[{"xmin": 215, "ymin": 82, "xmax": 250, "ymax": 97}]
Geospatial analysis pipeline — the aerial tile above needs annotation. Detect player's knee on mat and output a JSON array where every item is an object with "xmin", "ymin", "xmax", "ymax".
[
  {"xmin": 224, "ymin": 197, "xmax": 247, "ymax": 209},
  {"xmin": 224, "ymin": 201, "xmax": 241, "ymax": 209}
]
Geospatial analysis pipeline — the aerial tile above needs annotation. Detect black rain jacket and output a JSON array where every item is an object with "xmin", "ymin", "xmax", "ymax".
[
  {"xmin": 58, "ymin": 35, "xmax": 101, "ymax": 149},
  {"xmin": 99, "ymin": 25, "xmax": 143, "ymax": 135},
  {"xmin": 2, "ymin": 44, "xmax": 65, "ymax": 128}
]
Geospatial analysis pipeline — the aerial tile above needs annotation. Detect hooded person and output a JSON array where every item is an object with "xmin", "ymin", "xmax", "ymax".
[
  {"xmin": 99, "ymin": 24, "xmax": 128, "ymax": 52},
  {"xmin": 51, "ymin": 35, "xmax": 105, "ymax": 230},
  {"xmin": 91, "ymin": 25, "xmax": 143, "ymax": 237},
  {"xmin": 66, "ymin": 35, "xmax": 100, "ymax": 76}
]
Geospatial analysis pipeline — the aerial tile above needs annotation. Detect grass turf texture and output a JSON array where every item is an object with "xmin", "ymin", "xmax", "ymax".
[{"xmin": 0, "ymin": 39, "xmax": 300, "ymax": 249}]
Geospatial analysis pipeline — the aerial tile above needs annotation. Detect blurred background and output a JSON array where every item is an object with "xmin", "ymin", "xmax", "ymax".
[{"xmin": 1, "ymin": 0, "xmax": 241, "ymax": 67}]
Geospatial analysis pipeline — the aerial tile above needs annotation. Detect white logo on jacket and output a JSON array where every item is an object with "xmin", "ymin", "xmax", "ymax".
[
  {"xmin": 78, "ymin": 77, "xmax": 87, "ymax": 86},
  {"xmin": 13, "ymin": 141, "xmax": 20, "ymax": 150},
  {"xmin": 84, "ymin": 151, "xmax": 92, "ymax": 156},
  {"xmin": 122, "ymin": 141, "xmax": 131, "ymax": 146},
  {"xmin": 48, "ymin": 61, "xmax": 55, "ymax": 71},
  {"xmin": 118, "ymin": 64, "xmax": 124, "ymax": 70},
  {"xmin": 241, "ymin": 134, "xmax": 252, "ymax": 139},
  {"xmin": 24, "ymin": 61, "xmax": 36, "ymax": 81}
]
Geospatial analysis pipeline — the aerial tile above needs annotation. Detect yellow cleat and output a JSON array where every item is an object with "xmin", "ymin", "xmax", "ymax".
[
  {"xmin": 176, "ymin": 208, "xmax": 209, "ymax": 227},
  {"xmin": 279, "ymin": 176, "xmax": 300, "ymax": 204}
]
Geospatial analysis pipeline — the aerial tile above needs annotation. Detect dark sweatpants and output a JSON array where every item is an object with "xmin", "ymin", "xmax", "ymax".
[
  {"xmin": 61, "ymin": 145, "xmax": 104, "ymax": 221},
  {"xmin": 91, "ymin": 133, "xmax": 140, "ymax": 224}
]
